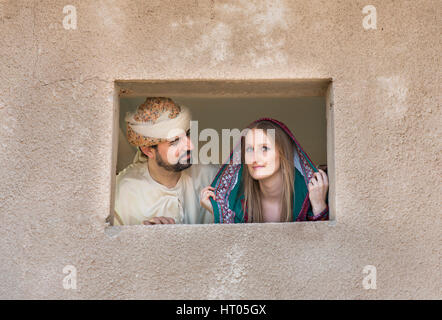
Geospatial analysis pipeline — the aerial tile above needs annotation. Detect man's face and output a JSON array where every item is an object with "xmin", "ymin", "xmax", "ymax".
[{"xmin": 147, "ymin": 129, "xmax": 194, "ymax": 172}]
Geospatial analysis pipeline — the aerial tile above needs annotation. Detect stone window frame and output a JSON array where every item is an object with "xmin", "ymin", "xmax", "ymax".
[{"xmin": 108, "ymin": 79, "xmax": 335, "ymax": 226}]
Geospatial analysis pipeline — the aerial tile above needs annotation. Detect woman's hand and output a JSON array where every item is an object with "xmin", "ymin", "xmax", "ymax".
[
  {"xmin": 200, "ymin": 186, "xmax": 215, "ymax": 215},
  {"xmin": 308, "ymin": 169, "xmax": 329, "ymax": 215}
]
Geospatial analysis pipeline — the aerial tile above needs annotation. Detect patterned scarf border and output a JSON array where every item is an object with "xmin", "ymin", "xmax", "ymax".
[{"xmin": 212, "ymin": 118, "xmax": 320, "ymax": 223}]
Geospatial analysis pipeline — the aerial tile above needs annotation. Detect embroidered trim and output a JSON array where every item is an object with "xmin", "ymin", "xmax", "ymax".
[{"xmin": 213, "ymin": 118, "xmax": 324, "ymax": 223}]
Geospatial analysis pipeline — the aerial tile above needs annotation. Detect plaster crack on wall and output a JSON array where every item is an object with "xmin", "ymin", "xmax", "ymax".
[{"xmin": 39, "ymin": 77, "xmax": 110, "ymax": 88}]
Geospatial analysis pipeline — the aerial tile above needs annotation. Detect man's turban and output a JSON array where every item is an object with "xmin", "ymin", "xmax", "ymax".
[{"xmin": 125, "ymin": 97, "xmax": 191, "ymax": 148}]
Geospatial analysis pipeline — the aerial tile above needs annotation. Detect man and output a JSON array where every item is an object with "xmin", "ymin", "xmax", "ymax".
[{"xmin": 114, "ymin": 97, "xmax": 219, "ymax": 226}]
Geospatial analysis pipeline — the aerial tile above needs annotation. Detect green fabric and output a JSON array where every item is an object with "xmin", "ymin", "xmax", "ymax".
[
  {"xmin": 211, "ymin": 166, "xmax": 315, "ymax": 222},
  {"xmin": 209, "ymin": 118, "xmax": 328, "ymax": 223},
  {"xmin": 210, "ymin": 165, "xmax": 245, "ymax": 223}
]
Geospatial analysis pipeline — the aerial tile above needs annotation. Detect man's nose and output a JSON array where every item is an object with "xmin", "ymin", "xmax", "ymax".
[{"xmin": 184, "ymin": 136, "xmax": 194, "ymax": 151}]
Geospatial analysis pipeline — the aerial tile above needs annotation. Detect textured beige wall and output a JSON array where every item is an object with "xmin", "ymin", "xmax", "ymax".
[{"xmin": 0, "ymin": 0, "xmax": 440, "ymax": 299}]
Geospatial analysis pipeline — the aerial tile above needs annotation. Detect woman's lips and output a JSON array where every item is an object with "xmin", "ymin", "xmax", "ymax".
[{"xmin": 252, "ymin": 165, "xmax": 265, "ymax": 170}]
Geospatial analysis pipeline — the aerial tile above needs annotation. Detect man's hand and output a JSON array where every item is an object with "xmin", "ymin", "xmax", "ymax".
[
  {"xmin": 143, "ymin": 217, "xmax": 176, "ymax": 225},
  {"xmin": 307, "ymin": 169, "xmax": 329, "ymax": 215}
]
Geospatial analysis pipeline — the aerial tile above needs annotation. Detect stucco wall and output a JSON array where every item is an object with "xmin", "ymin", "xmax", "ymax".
[{"xmin": 0, "ymin": 0, "xmax": 440, "ymax": 299}]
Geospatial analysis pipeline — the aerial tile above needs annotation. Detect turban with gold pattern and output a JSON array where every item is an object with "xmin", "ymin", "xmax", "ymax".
[{"xmin": 125, "ymin": 97, "xmax": 191, "ymax": 148}]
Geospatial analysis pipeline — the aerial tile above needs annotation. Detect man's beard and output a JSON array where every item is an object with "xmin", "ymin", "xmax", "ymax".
[{"xmin": 155, "ymin": 150, "xmax": 192, "ymax": 172}]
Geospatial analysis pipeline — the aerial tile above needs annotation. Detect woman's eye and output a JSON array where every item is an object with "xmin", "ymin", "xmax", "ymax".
[
  {"xmin": 262, "ymin": 146, "xmax": 269, "ymax": 152},
  {"xmin": 245, "ymin": 147, "xmax": 253, "ymax": 152}
]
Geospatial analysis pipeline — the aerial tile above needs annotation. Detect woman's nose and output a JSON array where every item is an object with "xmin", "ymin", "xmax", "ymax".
[
  {"xmin": 245, "ymin": 152, "xmax": 254, "ymax": 164},
  {"xmin": 254, "ymin": 150, "xmax": 263, "ymax": 163}
]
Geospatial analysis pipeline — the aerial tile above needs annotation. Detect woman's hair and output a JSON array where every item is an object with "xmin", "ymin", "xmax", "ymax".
[{"xmin": 242, "ymin": 121, "xmax": 295, "ymax": 223}]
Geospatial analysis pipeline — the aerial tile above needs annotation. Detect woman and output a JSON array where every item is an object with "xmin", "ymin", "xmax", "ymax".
[{"xmin": 200, "ymin": 118, "xmax": 329, "ymax": 223}]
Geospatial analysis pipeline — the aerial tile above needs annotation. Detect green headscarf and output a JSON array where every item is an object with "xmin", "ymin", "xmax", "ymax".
[{"xmin": 209, "ymin": 118, "xmax": 329, "ymax": 223}]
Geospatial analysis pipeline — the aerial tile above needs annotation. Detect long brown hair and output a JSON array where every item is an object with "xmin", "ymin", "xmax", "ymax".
[{"xmin": 242, "ymin": 121, "xmax": 295, "ymax": 223}]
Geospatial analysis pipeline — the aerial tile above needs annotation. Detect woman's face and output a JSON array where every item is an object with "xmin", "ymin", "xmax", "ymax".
[{"xmin": 244, "ymin": 128, "xmax": 280, "ymax": 180}]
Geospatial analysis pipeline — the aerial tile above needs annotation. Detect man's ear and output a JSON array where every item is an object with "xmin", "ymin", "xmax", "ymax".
[{"xmin": 140, "ymin": 146, "xmax": 155, "ymax": 159}]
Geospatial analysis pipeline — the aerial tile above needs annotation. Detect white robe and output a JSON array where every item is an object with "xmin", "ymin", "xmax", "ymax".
[{"xmin": 114, "ymin": 162, "xmax": 219, "ymax": 225}]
